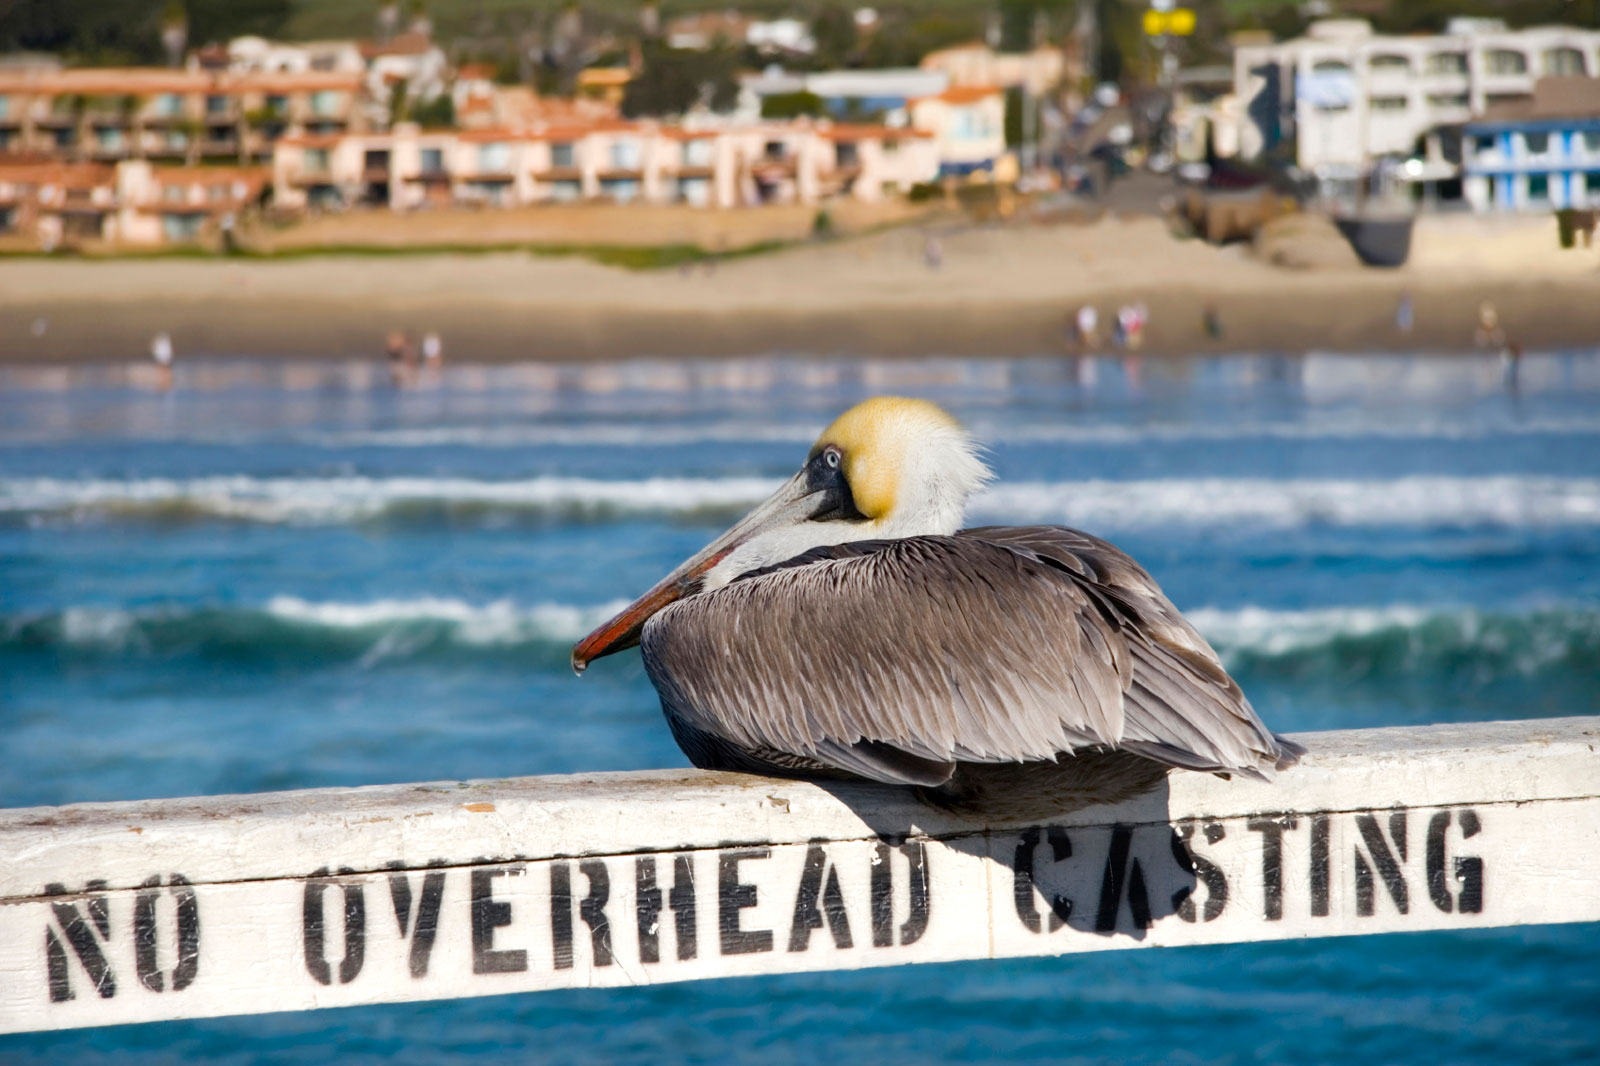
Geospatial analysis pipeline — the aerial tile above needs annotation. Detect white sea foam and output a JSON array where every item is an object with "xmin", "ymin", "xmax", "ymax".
[
  {"xmin": 263, "ymin": 595, "xmax": 629, "ymax": 644},
  {"xmin": 5, "ymin": 474, "xmax": 1600, "ymax": 530}
]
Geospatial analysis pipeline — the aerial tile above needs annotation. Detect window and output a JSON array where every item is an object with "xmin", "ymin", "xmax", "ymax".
[
  {"xmin": 836, "ymin": 141, "xmax": 860, "ymax": 167},
  {"xmin": 549, "ymin": 179, "xmax": 582, "ymax": 202},
  {"xmin": 679, "ymin": 176, "xmax": 710, "ymax": 206},
  {"xmin": 609, "ymin": 139, "xmax": 641, "ymax": 169},
  {"xmin": 1584, "ymin": 131, "xmax": 1600, "ymax": 153},
  {"xmin": 419, "ymin": 147, "xmax": 444, "ymax": 173},
  {"xmin": 600, "ymin": 177, "xmax": 639, "ymax": 203},
  {"xmin": 156, "ymin": 93, "xmax": 182, "ymax": 117},
  {"xmin": 1543, "ymin": 48, "xmax": 1586, "ymax": 76},
  {"xmin": 265, "ymin": 94, "xmax": 288, "ymax": 116},
  {"xmin": 95, "ymin": 126, "xmax": 124, "ymax": 149},
  {"xmin": 163, "ymin": 184, "xmax": 186, "ymax": 203},
  {"xmin": 1425, "ymin": 52, "xmax": 1468, "ymax": 75},
  {"xmin": 683, "ymin": 138, "xmax": 713, "ymax": 167},
  {"xmin": 1311, "ymin": 59, "xmax": 1351, "ymax": 75},
  {"xmin": 1368, "ymin": 53, "xmax": 1410, "ymax": 74},
  {"xmin": 0, "ymin": 95, "xmax": 9, "ymax": 118},
  {"xmin": 1524, "ymin": 132, "xmax": 1550, "ymax": 155},
  {"xmin": 205, "ymin": 94, "xmax": 228, "ymax": 115},
  {"xmin": 0, "ymin": 205, "xmax": 14, "ymax": 232},
  {"xmin": 1427, "ymin": 93, "xmax": 1469, "ymax": 110},
  {"xmin": 310, "ymin": 90, "xmax": 339, "ymax": 116},
  {"xmin": 1475, "ymin": 134, "xmax": 1496, "ymax": 155},
  {"xmin": 304, "ymin": 147, "xmax": 329, "ymax": 172},
  {"xmin": 162, "ymin": 213, "xmax": 203, "ymax": 241},
  {"xmin": 166, "ymin": 129, "xmax": 188, "ymax": 149},
  {"xmin": 1369, "ymin": 96, "xmax": 1407, "ymax": 113},
  {"xmin": 53, "ymin": 128, "xmax": 75, "ymax": 148},
  {"xmin": 478, "ymin": 142, "xmax": 509, "ymax": 171},
  {"xmin": 1528, "ymin": 173, "xmax": 1549, "ymax": 202},
  {"xmin": 1586, "ymin": 172, "xmax": 1600, "ymax": 198},
  {"xmin": 764, "ymin": 140, "xmax": 786, "ymax": 161},
  {"xmin": 551, "ymin": 141, "xmax": 575, "ymax": 167},
  {"xmin": 1486, "ymin": 50, "xmax": 1527, "ymax": 75}
]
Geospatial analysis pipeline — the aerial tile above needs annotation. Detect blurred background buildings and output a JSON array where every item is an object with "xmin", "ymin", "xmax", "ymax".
[{"xmin": 0, "ymin": 1, "xmax": 1597, "ymax": 250}]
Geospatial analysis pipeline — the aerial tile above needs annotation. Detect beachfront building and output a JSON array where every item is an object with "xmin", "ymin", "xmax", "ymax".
[
  {"xmin": 1234, "ymin": 18, "xmax": 1600, "ymax": 186},
  {"xmin": 0, "ymin": 67, "xmax": 366, "ymax": 165},
  {"xmin": 1461, "ymin": 77, "xmax": 1600, "ymax": 211},
  {"xmin": 0, "ymin": 159, "xmax": 266, "ymax": 248},
  {"xmin": 270, "ymin": 119, "xmax": 937, "ymax": 212},
  {"xmin": 907, "ymin": 86, "xmax": 1007, "ymax": 177}
]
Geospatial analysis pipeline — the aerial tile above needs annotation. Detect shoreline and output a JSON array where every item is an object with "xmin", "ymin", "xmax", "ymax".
[{"xmin": 3, "ymin": 217, "xmax": 1596, "ymax": 363}]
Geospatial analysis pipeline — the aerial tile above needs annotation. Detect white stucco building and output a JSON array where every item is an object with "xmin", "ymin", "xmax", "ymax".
[{"xmin": 1234, "ymin": 18, "xmax": 1600, "ymax": 180}]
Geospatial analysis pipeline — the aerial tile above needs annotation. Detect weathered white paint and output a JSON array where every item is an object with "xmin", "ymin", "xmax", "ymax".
[{"xmin": 2, "ymin": 716, "xmax": 1597, "ymax": 1034}]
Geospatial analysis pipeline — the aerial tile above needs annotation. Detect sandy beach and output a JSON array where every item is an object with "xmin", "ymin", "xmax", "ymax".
[{"xmin": 2, "ymin": 212, "xmax": 1596, "ymax": 362}]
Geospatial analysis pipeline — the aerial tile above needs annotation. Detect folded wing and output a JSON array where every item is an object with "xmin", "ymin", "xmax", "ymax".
[{"xmin": 640, "ymin": 527, "xmax": 1293, "ymax": 786}]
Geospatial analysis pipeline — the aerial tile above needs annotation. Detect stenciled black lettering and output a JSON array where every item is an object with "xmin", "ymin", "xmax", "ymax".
[
  {"xmin": 471, "ymin": 866, "xmax": 527, "ymax": 974},
  {"xmin": 1427, "ymin": 809, "xmax": 1484, "ymax": 915},
  {"xmin": 577, "ymin": 861, "xmax": 615, "ymax": 967},
  {"xmin": 1354, "ymin": 812, "xmax": 1409, "ymax": 917},
  {"xmin": 303, "ymin": 868, "xmax": 366, "ymax": 986},
  {"xmin": 387, "ymin": 868, "xmax": 446, "ymax": 979},
  {"xmin": 1247, "ymin": 818, "xmax": 1297, "ymax": 921},
  {"xmin": 1455, "ymin": 809, "xmax": 1484, "ymax": 913},
  {"xmin": 871, "ymin": 842, "xmax": 894, "ymax": 947},
  {"xmin": 44, "ymin": 880, "xmax": 115, "ymax": 1002},
  {"xmin": 789, "ymin": 844, "xmax": 852, "ymax": 952},
  {"xmin": 1012, "ymin": 827, "xmax": 1073, "ymax": 934},
  {"xmin": 1171, "ymin": 822, "xmax": 1228, "ymax": 924},
  {"xmin": 637, "ymin": 855, "xmax": 698, "ymax": 963},
  {"xmin": 670, "ymin": 854, "xmax": 698, "ymax": 960},
  {"xmin": 134, "ymin": 873, "xmax": 200, "ymax": 993},
  {"xmin": 1095, "ymin": 826, "xmax": 1153, "ymax": 933},
  {"xmin": 1310, "ymin": 815, "xmax": 1331, "ymax": 918},
  {"xmin": 636, "ymin": 857, "xmax": 664, "ymax": 964},
  {"xmin": 550, "ymin": 863, "xmax": 574, "ymax": 970},
  {"xmin": 718, "ymin": 849, "xmax": 773, "ymax": 955},
  {"xmin": 900, "ymin": 841, "xmax": 930, "ymax": 946}
]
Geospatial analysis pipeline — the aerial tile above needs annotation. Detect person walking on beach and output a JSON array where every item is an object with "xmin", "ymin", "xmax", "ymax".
[
  {"xmin": 1202, "ymin": 303, "xmax": 1224, "ymax": 341},
  {"xmin": 421, "ymin": 331, "xmax": 444, "ymax": 376},
  {"xmin": 923, "ymin": 233, "xmax": 943, "ymax": 272},
  {"xmin": 1475, "ymin": 301, "xmax": 1505, "ymax": 349},
  {"xmin": 1076, "ymin": 304, "xmax": 1099, "ymax": 351},
  {"xmin": 149, "ymin": 331, "xmax": 174, "ymax": 392},
  {"xmin": 1395, "ymin": 291, "xmax": 1414, "ymax": 336},
  {"xmin": 386, "ymin": 329, "xmax": 416, "ymax": 388}
]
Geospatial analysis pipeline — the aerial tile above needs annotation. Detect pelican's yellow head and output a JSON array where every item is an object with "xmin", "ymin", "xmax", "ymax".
[
  {"xmin": 809, "ymin": 397, "xmax": 983, "ymax": 522},
  {"xmin": 572, "ymin": 396, "xmax": 990, "ymax": 671}
]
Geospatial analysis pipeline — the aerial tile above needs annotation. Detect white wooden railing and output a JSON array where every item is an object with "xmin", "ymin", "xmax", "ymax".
[{"xmin": 2, "ymin": 716, "xmax": 1597, "ymax": 1033}]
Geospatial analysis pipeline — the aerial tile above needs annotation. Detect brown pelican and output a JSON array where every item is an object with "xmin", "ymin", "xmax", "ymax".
[{"xmin": 573, "ymin": 397, "xmax": 1300, "ymax": 800}]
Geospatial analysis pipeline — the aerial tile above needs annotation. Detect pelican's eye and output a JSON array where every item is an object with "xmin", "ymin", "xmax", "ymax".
[{"xmin": 824, "ymin": 447, "xmax": 841, "ymax": 469}]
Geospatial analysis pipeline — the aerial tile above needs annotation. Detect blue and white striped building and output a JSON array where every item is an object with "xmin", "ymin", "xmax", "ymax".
[{"xmin": 1463, "ymin": 77, "xmax": 1600, "ymax": 211}]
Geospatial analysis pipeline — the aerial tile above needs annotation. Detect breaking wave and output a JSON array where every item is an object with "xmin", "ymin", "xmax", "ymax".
[
  {"xmin": 4, "ymin": 598, "xmax": 1596, "ymax": 685},
  {"xmin": 5, "ymin": 474, "xmax": 1600, "ymax": 531}
]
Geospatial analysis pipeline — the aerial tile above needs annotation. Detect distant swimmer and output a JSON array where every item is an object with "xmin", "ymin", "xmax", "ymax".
[{"xmin": 150, "ymin": 331, "xmax": 174, "ymax": 391}]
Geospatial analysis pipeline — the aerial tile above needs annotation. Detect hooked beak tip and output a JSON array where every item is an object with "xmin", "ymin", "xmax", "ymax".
[{"xmin": 570, "ymin": 650, "xmax": 589, "ymax": 676}]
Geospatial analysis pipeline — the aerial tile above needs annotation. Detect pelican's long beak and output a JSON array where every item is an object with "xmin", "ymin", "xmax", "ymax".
[{"xmin": 572, "ymin": 472, "xmax": 821, "ymax": 673}]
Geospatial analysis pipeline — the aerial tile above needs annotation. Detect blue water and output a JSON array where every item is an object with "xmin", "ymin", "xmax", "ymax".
[{"xmin": 3, "ymin": 351, "xmax": 1598, "ymax": 1064}]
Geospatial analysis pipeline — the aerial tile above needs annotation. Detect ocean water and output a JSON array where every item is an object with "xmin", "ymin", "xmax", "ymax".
[{"xmin": 2, "ymin": 350, "xmax": 1598, "ymax": 1065}]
